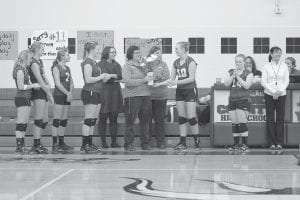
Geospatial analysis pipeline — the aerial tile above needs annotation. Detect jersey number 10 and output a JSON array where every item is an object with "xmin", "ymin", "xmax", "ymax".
[{"xmin": 177, "ymin": 68, "xmax": 187, "ymax": 78}]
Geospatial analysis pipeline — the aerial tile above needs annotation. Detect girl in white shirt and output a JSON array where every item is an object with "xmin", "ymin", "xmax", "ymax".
[{"xmin": 261, "ymin": 46, "xmax": 289, "ymax": 151}]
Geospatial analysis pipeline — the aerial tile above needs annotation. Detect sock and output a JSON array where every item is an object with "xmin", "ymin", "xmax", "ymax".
[
  {"xmin": 34, "ymin": 139, "xmax": 41, "ymax": 147},
  {"xmin": 52, "ymin": 136, "xmax": 58, "ymax": 145},
  {"xmin": 180, "ymin": 136, "xmax": 186, "ymax": 146},
  {"xmin": 193, "ymin": 134, "xmax": 200, "ymax": 140},
  {"xmin": 233, "ymin": 137, "xmax": 239, "ymax": 146},
  {"xmin": 82, "ymin": 136, "xmax": 89, "ymax": 146},
  {"xmin": 88, "ymin": 135, "xmax": 93, "ymax": 145},
  {"xmin": 58, "ymin": 136, "xmax": 64, "ymax": 145},
  {"xmin": 242, "ymin": 137, "xmax": 248, "ymax": 145}
]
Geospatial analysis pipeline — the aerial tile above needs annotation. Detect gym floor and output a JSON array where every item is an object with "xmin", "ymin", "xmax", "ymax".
[{"xmin": 0, "ymin": 148, "xmax": 299, "ymax": 200}]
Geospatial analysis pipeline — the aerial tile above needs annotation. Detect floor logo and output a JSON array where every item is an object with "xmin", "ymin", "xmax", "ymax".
[{"xmin": 123, "ymin": 177, "xmax": 300, "ymax": 199}]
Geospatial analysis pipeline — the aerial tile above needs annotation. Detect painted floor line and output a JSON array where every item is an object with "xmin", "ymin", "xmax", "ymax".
[{"xmin": 18, "ymin": 169, "xmax": 74, "ymax": 200}]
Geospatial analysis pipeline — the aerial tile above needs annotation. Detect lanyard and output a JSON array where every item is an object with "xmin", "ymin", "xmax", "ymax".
[{"xmin": 271, "ymin": 62, "xmax": 281, "ymax": 85}]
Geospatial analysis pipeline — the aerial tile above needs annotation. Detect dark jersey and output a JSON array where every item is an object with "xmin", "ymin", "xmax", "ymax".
[
  {"xmin": 229, "ymin": 69, "xmax": 252, "ymax": 101},
  {"xmin": 13, "ymin": 65, "xmax": 32, "ymax": 98},
  {"xmin": 52, "ymin": 64, "xmax": 71, "ymax": 96},
  {"xmin": 81, "ymin": 57, "xmax": 102, "ymax": 93},
  {"xmin": 28, "ymin": 57, "xmax": 46, "ymax": 84},
  {"xmin": 173, "ymin": 56, "xmax": 197, "ymax": 89}
]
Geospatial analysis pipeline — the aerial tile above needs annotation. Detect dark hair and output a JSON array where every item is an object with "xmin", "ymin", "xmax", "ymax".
[
  {"xmin": 126, "ymin": 46, "xmax": 139, "ymax": 60},
  {"xmin": 245, "ymin": 56, "xmax": 258, "ymax": 73},
  {"xmin": 53, "ymin": 49, "xmax": 68, "ymax": 66},
  {"xmin": 148, "ymin": 46, "xmax": 161, "ymax": 57},
  {"xmin": 268, "ymin": 46, "xmax": 282, "ymax": 62},
  {"xmin": 286, "ymin": 57, "xmax": 296, "ymax": 68},
  {"xmin": 83, "ymin": 41, "xmax": 98, "ymax": 60},
  {"xmin": 101, "ymin": 46, "xmax": 115, "ymax": 61}
]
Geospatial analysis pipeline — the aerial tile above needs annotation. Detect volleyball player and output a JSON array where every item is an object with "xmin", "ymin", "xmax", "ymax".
[
  {"xmin": 168, "ymin": 42, "xmax": 201, "ymax": 151},
  {"xmin": 224, "ymin": 54, "xmax": 253, "ymax": 152},
  {"xmin": 28, "ymin": 42, "xmax": 53, "ymax": 154},
  {"xmin": 13, "ymin": 50, "xmax": 40, "ymax": 153},
  {"xmin": 80, "ymin": 41, "xmax": 111, "ymax": 153},
  {"xmin": 51, "ymin": 49, "xmax": 74, "ymax": 153}
]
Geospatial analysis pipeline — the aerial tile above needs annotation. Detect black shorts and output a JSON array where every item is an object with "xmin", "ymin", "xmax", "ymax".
[
  {"xmin": 54, "ymin": 95, "xmax": 71, "ymax": 105},
  {"xmin": 176, "ymin": 88, "xmax": 197, "ymax": 102},
  {"xmin": 31, "ymin": 89, "xmax": 47, "ymax": 101},
  {"xmin": 81, "ymin": 90, "xmax": 102, "ymax": 105},
  {"xmin": 228, "ymin": 99, "xmax": 250, "ymax": 112},
  {"xmin": 15, "ymin": 97, "xmax": 31, "ymax": 107}
]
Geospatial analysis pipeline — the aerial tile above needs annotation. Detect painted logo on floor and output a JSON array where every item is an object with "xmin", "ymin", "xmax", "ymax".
[{"xmin": 123, "ymin": 177, "xmax": 300, "ymax": 200}]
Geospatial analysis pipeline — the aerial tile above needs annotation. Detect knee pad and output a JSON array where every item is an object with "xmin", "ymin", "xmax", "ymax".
[
  {"xmin": 42, "ymin": 122, "xmax": 48, "ymax": 129},
  {"xmin": 84, "ymin": 118, "xmax": 94, "ymax": 127},
  {"xmin": 16, "ymin": 123, "xmax": 27, "ymax": 132},
  {"xmin": 34, "ymin": 119, "xmax": 43, "ymax": 129},
  {"xmin": 238, "ymin": 123, "xmax": 248, "ymax": 133},
  {"xmin": 188, "ymin": 117, "xmax": 198, "ymax": 126},
  {"xmin": 178, "ymin": 116, "xmax": 188, "ymax": 125},
  {"xmin": 232, "ymin": 124, "xmax": 239, "ymax": 133},
  {"xmin": 52, "ymin": 119, "xmax": 60, "ymax": 128},
  {"xmin": 60, "ymin": 119, "xmax": 68, "ymax": 127}
]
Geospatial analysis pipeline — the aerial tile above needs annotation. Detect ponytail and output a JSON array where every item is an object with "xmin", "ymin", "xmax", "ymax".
[
  {"xmin": 83, "ymin": 41, "xmax": 98, "ymax": 60},
  {"xmin": 52, "ymin": 49, "xmax": 67, "ymax": 70}
]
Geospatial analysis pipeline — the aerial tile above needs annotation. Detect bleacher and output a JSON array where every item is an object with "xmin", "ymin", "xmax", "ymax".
[{"xmin": 0, "ymin": 88, "xmax": 211, "ymax": 147}]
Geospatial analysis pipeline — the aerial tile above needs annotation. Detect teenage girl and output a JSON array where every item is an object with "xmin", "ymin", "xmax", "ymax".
[
  {"xmin": 169, "ymin": 42, "xmax": 201, "ymax": 151},
  {"xmin": 28, "ymin": 42, "xmax": 53, "ymax": 154},
  {"xmin": 51, "ymin": 49, "xmax": 74, "ymax": 153},
  {"xmin": 13, "ymin": 50, "xmax": 40, "ymax": 153},
  {"xmin": 224, "ymin": 54, "xmax": 253, "ymax": 152}
]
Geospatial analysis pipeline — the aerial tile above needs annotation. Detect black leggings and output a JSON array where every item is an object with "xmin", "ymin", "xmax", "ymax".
[{"xmin": 98, "ymin": 112, "xmax": 119, "ymax": 141}]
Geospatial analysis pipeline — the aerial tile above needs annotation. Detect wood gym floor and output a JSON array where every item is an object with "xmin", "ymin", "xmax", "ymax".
[{"xmin": 0, "ymin": 147, "xmax": 299, "ymax": 200}]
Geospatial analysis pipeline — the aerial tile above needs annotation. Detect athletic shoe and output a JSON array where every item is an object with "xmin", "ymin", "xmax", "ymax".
[
  {"xmin": 31, "ymin": 144, "xmax": 48, "ymax": 154},
  {"xmin": 124, "ymin": 144, "xmax": 136, "ymax": 151},
  {"xmin": 80, "ymin": 144, "xmax": 101, "ymax": 154},
  {"xmin": 269, "ymin": 145, "xmax": 276, "ymax": 150},
  {"xmin": 174, "ymin": 143, "xmax": 187, "ymax": 151},
  {"xmin": 52, "ymin": 144, "xmax": 59, "ymax": 154},
  {"xmin": 228, "ymin": 145, "xmax": 239, "ymax": 151},
  {"xmin": 89, "ymin": 143, "xmax": 102, "ymax": 152},
  {"xmin": 15, "ymin": 146, "xmax": 26, "ymax": 154},
  {"xmin": 101, "ymin": 141, "xmax": 109, "ymax": 149},
  {"xmin": 58, "ymin": 143, "xmax": 74, "ymax": 153},
  {"xmin": 111, "ymin": 142, "xmax": 121, "ymax": 148},
  {"xmin": 276, "ymin": 145, "xmax": 283, "ymax": 151},
  {"xmin": 240, "ymin": 144, "xmax": 249, "ymax": 152},
  {"xmin": 141, "ymin": 144, "xmax": 151, "ymax": 150}
]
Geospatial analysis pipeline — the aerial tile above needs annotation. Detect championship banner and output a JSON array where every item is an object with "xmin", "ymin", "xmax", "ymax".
[
  {"xmin": 292, "ymin": 91, "xmax": 300, "ymax": 122},
  {"xmin": 0, "ymin": 31, "xmax": 18, "ymax": 60},
  {"xmin": 214, "ymin": 90, "xmax": 266, "ymax": 123},
  {"xmin": 31, "ymin": 30, "xmax": 68, "ymax": 59}
]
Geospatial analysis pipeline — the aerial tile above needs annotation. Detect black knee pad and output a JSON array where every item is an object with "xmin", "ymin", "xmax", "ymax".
[
  {"xmin": 238, "ymin": 123, "xmax": 248, "ymax": 133},
  {"xmin": 52, "ymin": 119, "xmax": 60, "ymax": 128},
  {"xmin": 16, "ymin": 123, "xmax": 27, "ymax": 132},
  {"xmin": 34, "ymin": 119, "xmax": 43, "ymax": 129},
  {"xmin": 42, "ymin": 122, "xmax": 48, "ymax": 129},
  {"xmin": 188, "ymin": 117, "xmax": 198, "ymax": 126},
  {"xmin": 60, "ymin": 119, "xmax": 68, "ymax": 127},
  {"xmin": 84, "ymin": 118, "xmax": 94, "ymax": 127},
  {"xmin": 178, "ymin": 116, "xmax": 188, "ymax": 125},
  {"xmin": 232, "ymin": 124, "xmax": 239, "ymax": 133}
]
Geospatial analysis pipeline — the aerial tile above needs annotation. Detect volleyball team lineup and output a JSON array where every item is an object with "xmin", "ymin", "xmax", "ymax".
[{"xmin": 12, "ymin": 40, "xmax": 292, "ymax": 154}]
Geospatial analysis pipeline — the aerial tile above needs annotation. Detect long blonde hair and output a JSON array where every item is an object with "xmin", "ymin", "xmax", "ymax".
[
  {"xmin": 83, "ymin": 41, "xmax": 98, "ymax": 60},
  {"xmin": 12, "ymin": 50, "xmax": 32, "ymax": 79}
]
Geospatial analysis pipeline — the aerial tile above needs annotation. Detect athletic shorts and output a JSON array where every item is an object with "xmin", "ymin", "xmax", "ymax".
[
  {"xmin": 15, "ymin": 97, "xmax": 31, "ymax": 107},
  {"xmin": 176, "ymin": 88, "xmax": 197, "ymax": 102},
  {"xmin": 31, "ymin": 89, "xmax": 47, "ymax": 101},
  {"xmin": 54, "ymin": 95, "xmax": 71, "ymax": 105},
  {"xmin": 81, "ymin": 90, "xmax": 102, "ymax": 105},
  {"xmin": 228, "ymin": 99, "xmax": 250, "ymax": 112}
]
